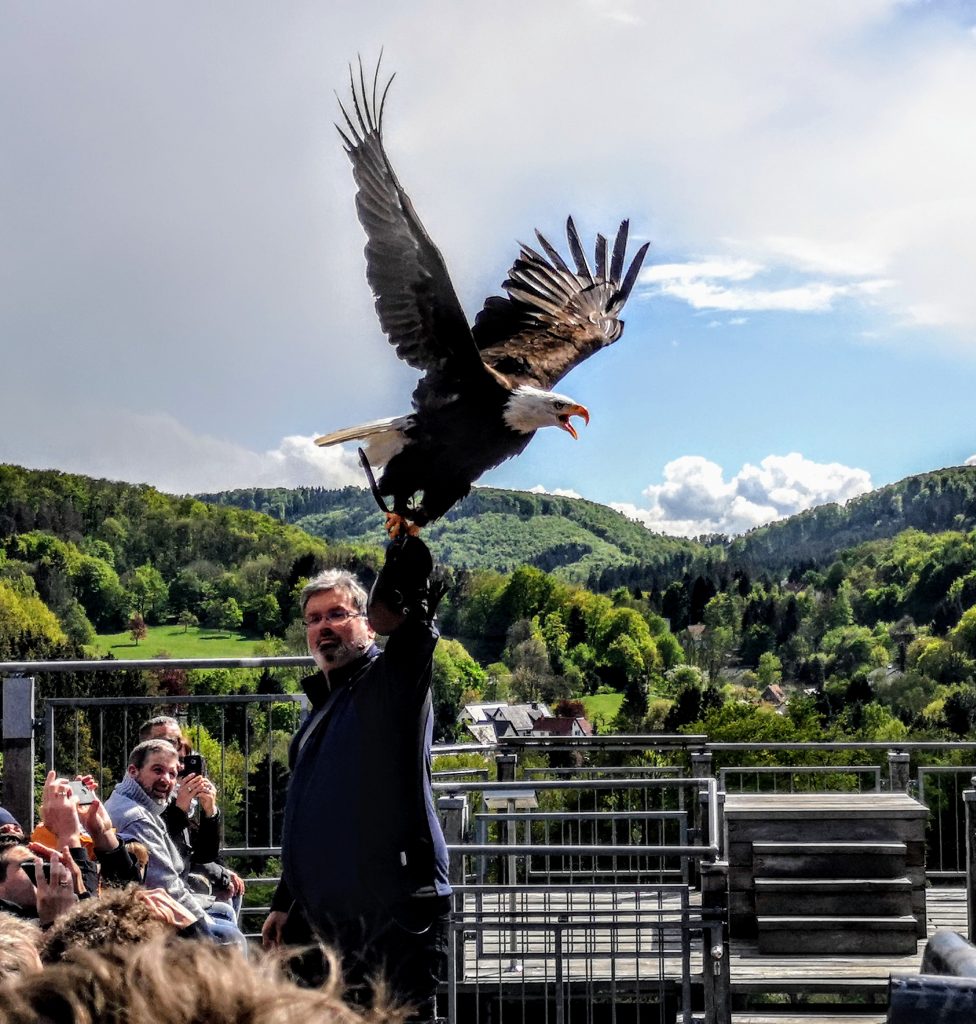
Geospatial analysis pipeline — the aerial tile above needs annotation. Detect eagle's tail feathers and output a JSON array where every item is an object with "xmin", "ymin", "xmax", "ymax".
[{"xmin": 314, "ymin": 415, "xmax": 404, "ymax": 448}]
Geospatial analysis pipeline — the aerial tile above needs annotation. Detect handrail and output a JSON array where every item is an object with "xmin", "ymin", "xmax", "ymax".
[
  {"xmin": 436, "ymin": 776, "xmax": 721, "ymax": 861},
  {"xmin": 0, "ymin": 656, "xmax": 313, "ymax": 673}
]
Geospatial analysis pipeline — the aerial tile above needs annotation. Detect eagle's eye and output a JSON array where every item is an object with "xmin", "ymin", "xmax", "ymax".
[{"xmin": 553, "ymin": 401, "xmax": 566, "ymax": 410}]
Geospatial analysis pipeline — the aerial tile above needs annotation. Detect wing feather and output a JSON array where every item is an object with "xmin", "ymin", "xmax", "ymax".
[
  {"xmin": 472, "ymin": 218, "xmax": 651, "ymax": 390},
  {"xmin": 337, "ymin": 57, "xmax": 487, "ymax": 385}
]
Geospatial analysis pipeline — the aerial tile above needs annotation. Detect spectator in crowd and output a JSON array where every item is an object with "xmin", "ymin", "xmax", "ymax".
[
  {"xmin": 0, "ymin": 932, "xmax": 380, "ymax": 1024},
  {"xmin": 0, "ymin": 808, "xmax": 25, "ymax": 842},
  {"xmin": 139, "ymin": 716, "xmax": 246, "ymax": 913},
  {"xmin": 262, "ymin": 537, "xmax": 450, "ymax": 1021},
  {"xmin": 0, "ymin": 840, "xmax": 81, "ymax": 926},
  {"xmin": 0, "ymin": 913, "xmax": 41, "ymax": 984},
  {"xmin": 104, "ymin": 739, "xmax": 246, "ymax": 951},
  {"xmin": 40, "ymin": 885, "xmax": 203, "ymax": 963},
  {"xmin": 31, "ymin": 772, "xmax": 144, "ymax": 889}
]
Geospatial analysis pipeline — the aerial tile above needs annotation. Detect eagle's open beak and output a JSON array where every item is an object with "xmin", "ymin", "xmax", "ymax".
[{"xmin": 558, "ymin": 404, "xmax": 590, "ymax": 440}]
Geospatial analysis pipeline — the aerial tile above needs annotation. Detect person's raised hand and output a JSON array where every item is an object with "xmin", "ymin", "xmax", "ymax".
[
  {"xmin": 176, "ymin": 773, "xmax": 217, "ymax": 817},
  {"xmin": 34, "ymin": 849, "xmax": 78, "ymax": 927},
  {"xmin": 78, "ymin": 796, "xmax": 119, "ymax": 853},
  {"xmin": 40, "ymin": 771, "xmax": 82, "ymax": 849}
]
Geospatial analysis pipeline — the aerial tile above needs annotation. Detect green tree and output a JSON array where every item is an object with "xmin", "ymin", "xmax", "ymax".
[
  {"xmin": 217, "ymin": 597, "xmax": 244, "ymax": 633},
  {"xmin": 177, "ymin": 610, "xmax": 199, "ymax": 633},
  {"xmin": 73, "ymin": 555, "xmax": 126, "ymax": 630},
  {"xmin": 128, "ymin": 612, "xmax": 148, "ymax": 646},
  {"xmin": 756, "ymin": 651, "xmax": 783, "ymax": 688},
  {"xmin": 124, "ymin": 563, "xmax": 169, "ymax": 622}
]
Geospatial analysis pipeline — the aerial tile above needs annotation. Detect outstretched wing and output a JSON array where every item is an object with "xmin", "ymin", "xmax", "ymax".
[
  {"xmin": 337, "ymin": 59, "xmax": 488, "ymax": 390},
  {"xmin": 472, "ymin": 218, "xmax": 650, "ymax": 391}
]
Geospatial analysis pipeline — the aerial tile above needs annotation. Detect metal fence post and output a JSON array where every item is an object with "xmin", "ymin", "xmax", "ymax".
[
  {"xmin": 438, "ymin": 795, "xmax": 468, "ymax": 886},
  {"xmin": 965, "ymin": 779, "xmax": 976, "ymax": 941},
  {"xmin": 496, "ymin": 753, "xmax": 517, "ymax": 783},
  {"xmin": 691, "ymin": 751, "xmax": 713, "ymax": 888},
  {"xmin": 700, "ymin": 860, "xmax": 731, "ymax": 1024},
  {"xmin": 1, "ymin": 675, "xmax": 36, "ymax": 831},
  {"xmin": 889, "ymin": 750, "xmax": 911, "ymax": 793}
]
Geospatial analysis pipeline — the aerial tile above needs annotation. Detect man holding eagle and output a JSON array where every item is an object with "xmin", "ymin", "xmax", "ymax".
[{"xmin": 266, "ymin": 59, "xmax": 648, "ymax": 1021}]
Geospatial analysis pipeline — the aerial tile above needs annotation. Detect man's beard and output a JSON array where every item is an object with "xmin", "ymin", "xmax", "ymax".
[{"xmin": 313, "ymin": 633, "xmax": 367, "ymax": 671}]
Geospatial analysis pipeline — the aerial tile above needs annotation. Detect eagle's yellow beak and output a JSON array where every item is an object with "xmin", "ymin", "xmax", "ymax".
[{"xmin": 559, "ymin": 404, "xmax": 590, "ymax": 440}]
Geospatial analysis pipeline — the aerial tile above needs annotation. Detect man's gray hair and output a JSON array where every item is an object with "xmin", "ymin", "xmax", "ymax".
[
  {"xmin": 299, "ymin": 569, "xmax": 369, "ymax": 617},
  {"xmin": 128, "ymin": 739, "xmax": 179, "ymax": 771}
]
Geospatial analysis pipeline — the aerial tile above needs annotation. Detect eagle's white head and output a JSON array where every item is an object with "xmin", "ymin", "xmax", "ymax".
[{"xmin": 502, "ymin": 385, "xmax": 590, "ymax": 438}]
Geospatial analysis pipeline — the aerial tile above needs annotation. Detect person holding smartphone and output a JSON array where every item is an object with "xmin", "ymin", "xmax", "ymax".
[{"xmin": 137, "ymin": 718, "xmax": 245, "ymax": 916}]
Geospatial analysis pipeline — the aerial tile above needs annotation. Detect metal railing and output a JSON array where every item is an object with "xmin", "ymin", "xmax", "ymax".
[
  {"xmin": 919, "ymin": 766, "xmax": 976, "ymax": 877},
  {"xmin": 446, "ymin": 883, "xmax": 709, "ymax": 1024},
  {"xmin": 719, "ymin": 764, "xmax": 883, "ymax": 794}
]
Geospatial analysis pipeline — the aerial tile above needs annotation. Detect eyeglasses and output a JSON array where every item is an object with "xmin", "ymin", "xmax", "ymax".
[{"xmin": 303, "ymin": 608, "xmax": 363, "ymax": 628}]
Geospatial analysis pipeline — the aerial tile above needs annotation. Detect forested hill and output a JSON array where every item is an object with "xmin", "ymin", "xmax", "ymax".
[
  {"xmin": 0, "ymin": 464, "xmax": 379, "ymax": 658},
  {"xmin": 203, "ymin": 466, "xmax": 976, "ymax": 590},
  {"xmin": 728, "ymin": 466, "xmax": 976, "ymax": 574},
  {"xmin": 196, "ymin": 485, "xmax": 704, "ymax": 584}
]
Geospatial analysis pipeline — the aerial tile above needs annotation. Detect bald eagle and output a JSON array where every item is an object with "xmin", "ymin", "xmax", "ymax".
[{"xmin": 315, "ymin": 62, "xmax": 649, "ymax": 535}]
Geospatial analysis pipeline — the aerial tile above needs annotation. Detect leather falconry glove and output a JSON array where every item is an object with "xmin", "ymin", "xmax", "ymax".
[{"xmin": 367, "ymin": 534, "xmax": 449, "ymax": 634}]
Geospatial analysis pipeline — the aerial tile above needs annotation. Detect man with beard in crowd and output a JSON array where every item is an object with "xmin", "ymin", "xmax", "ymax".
[{"xmin": 105, "ymin": 740, "xmax": 246, "ymax": 951}]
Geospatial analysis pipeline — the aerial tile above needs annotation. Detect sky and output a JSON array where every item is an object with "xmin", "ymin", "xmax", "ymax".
[{"xmin": 3, "ymin": 0, "xmax": 976, "ymax": 538}]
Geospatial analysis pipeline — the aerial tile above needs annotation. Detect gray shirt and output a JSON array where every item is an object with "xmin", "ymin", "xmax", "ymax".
[{"xmin": 105, "ymin": 774, "xmax": 207, "ymax": 921}]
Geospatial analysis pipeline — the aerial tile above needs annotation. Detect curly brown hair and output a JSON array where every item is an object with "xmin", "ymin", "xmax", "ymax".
[
  {"xmin": 0, "ymin": 913, "xmax": 42, "ymax": 984},
  {"xmin": 1, "ymin": 933, "xmax": 399, "ymax": 1024},
  {"xmin": 40, "ymin": 886, "xmax": 169, "ymax": 964}
]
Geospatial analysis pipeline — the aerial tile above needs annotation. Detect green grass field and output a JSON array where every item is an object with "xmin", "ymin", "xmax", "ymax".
[
  {"xmin": 580, "ymin": 691, "xmax": 625, "ymax": 729},
  {"xmin": 87, "ymin": 625, "xmax": 264, "ymax": 659}
]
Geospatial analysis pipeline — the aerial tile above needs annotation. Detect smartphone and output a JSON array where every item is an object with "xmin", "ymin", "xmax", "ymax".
[
  {"xmin": 68, "ymin": 780, "xmax": 95, "ymax": 806},
  {"xmin": 21, "ymin": 861, "xmax": 51, "ymax": 886},
  {"xmin": 179, "ymin": 753, "xmax": 206, "ymax": 778}
]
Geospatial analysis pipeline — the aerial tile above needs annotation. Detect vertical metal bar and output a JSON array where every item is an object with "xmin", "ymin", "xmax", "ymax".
[
  {"xmin": 1, "ymin": 676, "xmax": 36, "ymax": 831},
  {"xmin": 219, "ymin": 705, "xmax": 227, "ymax": 848},
  {"xmin": 243, "ymin": 703, "xmax": 250, "ymax": 847},
  {"xmin": 447, "ymin": 895, "xmax": 458, "ymax": 1024},
  {"xmin": 45, "ymin": 699, "xmax": 55, "ymax": 774},
  {"xmin": 267, "ymin": 702, "xmax": 274, "ymax": 849},
  {"xmin": 554, "ymin": 916, "xmax": 565, "ymax": 1024},
  {"xmin": 98, "ymin": 708, "xmax": 104, "ymax": 793},
  {"xmin": 965, "ymin": 779, "xmax": 976, "ymax": 940}
]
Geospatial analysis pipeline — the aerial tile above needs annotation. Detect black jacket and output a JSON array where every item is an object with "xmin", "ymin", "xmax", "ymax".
[{"xmin": 274, "ymin": 618, "xmax": 451, "ymax": 928}]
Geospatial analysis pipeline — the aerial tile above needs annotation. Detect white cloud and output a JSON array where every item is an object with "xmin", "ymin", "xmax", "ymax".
[
  {"xmin": 641, "ymin": 259, "xmax": 891, "ymax": 313},
  {"xmin": 966, "ymin": 455, "xmax": 976, "ymax": 467},
  {"xmin": 3, "ymin": 408, "xmax": 364, "ymax": 495},
  {"xmin": 528, "ymin": 484, "xmax": 584, "ymax": 500},
  {"xmin": 613, "ymin": 453, "xmax": 873, "ymax": 538}
]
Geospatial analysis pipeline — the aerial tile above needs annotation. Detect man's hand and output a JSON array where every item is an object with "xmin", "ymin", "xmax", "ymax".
[
  {"xmin": 34, "ymin": 849, "xmax": 78, "ymax": 927},
  {"xmin": 176, "ymin": 773, "xmax": 218, "ymax": 817},
  {"xmin": 228, "ymin": 870, "xmax": 246, "ymax": 896},
  {"xmin": 261, "ymin": 909, "xmax": 288, "ymax": 949},
  {"xmin": 40, "ymin": 771, "xmax": 82, "ymax": 849},
  {"xmin": 135, "ymin": 888, "xmax": 198, "ymax": 929}
]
